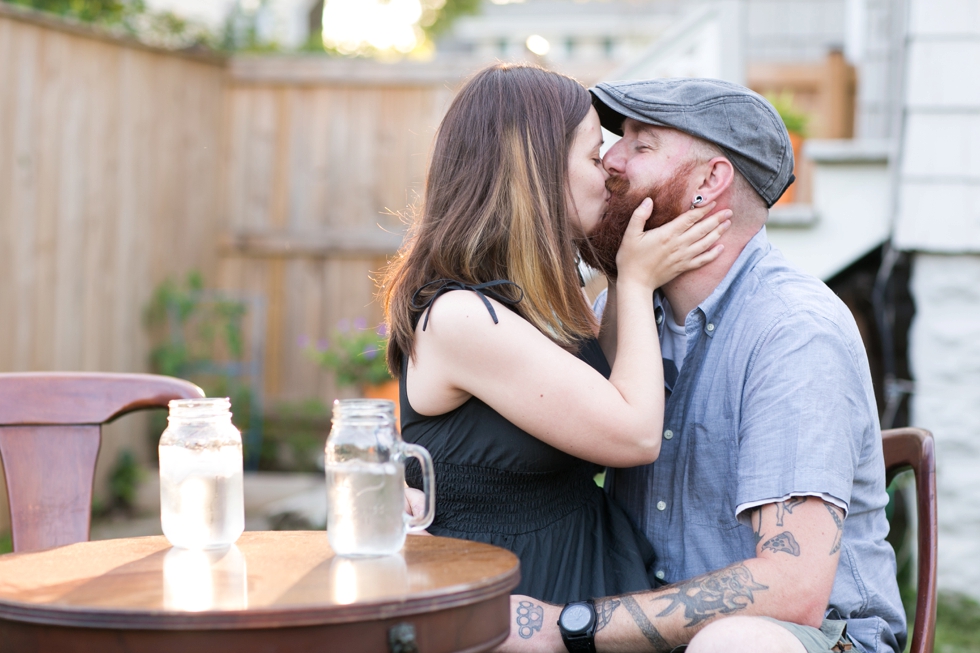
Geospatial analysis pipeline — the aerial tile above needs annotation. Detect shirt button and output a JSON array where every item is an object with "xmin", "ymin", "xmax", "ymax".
[
  {"xmin": 657, "ymin": 501, "xmax": 667, "ymax": 511},
  {"xmin": 655, "ymin": 570, "xmax": 665, "ymax": 580},
  {"xmin": 706, "ymin": 323, "xmax": 715, "ymax": 332},
  {"xmin": 664, "ymin": 429, "xmax": 673, "ymax": 440}
]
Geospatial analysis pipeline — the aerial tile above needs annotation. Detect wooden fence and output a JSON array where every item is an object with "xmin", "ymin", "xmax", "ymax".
[
  {"xmin": 217, "ymin": 57, "xmax": 464, "ymax": 403},
  {"xmin": 0, "ymin": 5, "xmax": 475, "ymax": 533},
  {"xmin": 0, "ymin": 5, "xmax": 229, "ymax": 533}
]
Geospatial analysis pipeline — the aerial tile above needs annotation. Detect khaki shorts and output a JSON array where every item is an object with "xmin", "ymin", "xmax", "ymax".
[
  {"xmin": 668, "ymin": 617, "xmax": 857, "ymax": 653},
  {"xmin": 758, "ymin": 617, "xmax": 856, "ymax": 653}
]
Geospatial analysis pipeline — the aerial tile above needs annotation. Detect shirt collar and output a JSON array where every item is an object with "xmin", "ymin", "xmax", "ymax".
[{"xmin": 696, "ymin": 226, "xmax": 771, "ymax": 329}]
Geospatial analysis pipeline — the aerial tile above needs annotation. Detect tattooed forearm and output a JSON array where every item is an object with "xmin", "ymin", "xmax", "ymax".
[
  {"xmin": 653, "ymin": 564, "xmax": 769, "ymax": 627},
  {"xmin": 775, "ymin": 496, "xmax": 808, "ymax": 527},
  {"xmin": 621, "ymin": 595, "xmax": 671, "ymax": 651},
  {"xmin": 515, "ymin": 600, "xmax": 543, "ymax": 639},
  {"xmin": 825, "ymin": 503, "xmax": 845, "ymax": 554},
  {"xmin": 761, "ymin": 531, "xmax": 801, "ymax": 556},
  {"xmin": 596, "ymin": 598, "xmax": 621, "ymax": 633}
]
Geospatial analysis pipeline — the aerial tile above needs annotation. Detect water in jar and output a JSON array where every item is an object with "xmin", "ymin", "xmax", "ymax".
[
  {"xmin": 326, "ymin": 460, "xmax": 405, "ymax": 556},
  {"xmin": 160, "ymin": 443, "xmax": 244, "ymax": 549}
]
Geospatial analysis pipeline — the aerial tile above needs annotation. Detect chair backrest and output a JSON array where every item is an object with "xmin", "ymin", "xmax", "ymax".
[
  {"xmin": 0, "ymin": 373, "xmax": 204, "ymax": 553},
  {"xmin": 881, "ymin": 427, "xmax": 937, "ymax": 653}
]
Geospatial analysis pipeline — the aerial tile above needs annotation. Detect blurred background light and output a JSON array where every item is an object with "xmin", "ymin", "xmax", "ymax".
[
  {"xmin": 525, "ymin": 34, "xmax": 550, "ymax": 56},
  {"xmin": 322, "ymin": 0, "xmax": 424, "ymax": 54}
]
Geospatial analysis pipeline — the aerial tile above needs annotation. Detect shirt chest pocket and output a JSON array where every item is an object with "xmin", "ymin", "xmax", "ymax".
[{"xmin": 675, "ymin": 420, "xmax": 741, "ymax": 530}]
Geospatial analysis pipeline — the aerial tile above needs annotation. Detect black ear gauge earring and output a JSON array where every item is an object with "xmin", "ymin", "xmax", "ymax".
[{"xmin": 691, "ymin": 195, "xmax": 704, "ymax": 209}]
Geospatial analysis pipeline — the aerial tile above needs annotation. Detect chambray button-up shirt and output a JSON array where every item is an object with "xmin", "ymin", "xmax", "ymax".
[{"xmin": 595, "ymin": 228, "xmax": 906, "ymax": 653}]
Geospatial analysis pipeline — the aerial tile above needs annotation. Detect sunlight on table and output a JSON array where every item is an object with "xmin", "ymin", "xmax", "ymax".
[
  {"xmin": 163, "ymin": 546, "xmax": 248, "ymax": 612},
  {"xmin": 328, "ymin": 554, "xmax": 408, "ymax": 605}
]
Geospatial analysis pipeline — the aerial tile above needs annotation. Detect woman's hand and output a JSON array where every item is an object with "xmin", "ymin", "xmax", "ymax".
[{"xmin": 616, "ymin": 199, "xmax": 731, "ymax": 291}]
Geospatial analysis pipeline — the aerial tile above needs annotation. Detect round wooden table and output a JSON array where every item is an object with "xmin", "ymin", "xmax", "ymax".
[{"xmin": 0, "ymin": 531, "xmax": 521, "ymax": 653}]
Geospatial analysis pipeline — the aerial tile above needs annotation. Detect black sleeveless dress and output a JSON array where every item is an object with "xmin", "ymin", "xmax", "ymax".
[{"xmin": 402, "ymin": 280, "xmax": 657, "ymax": 604}]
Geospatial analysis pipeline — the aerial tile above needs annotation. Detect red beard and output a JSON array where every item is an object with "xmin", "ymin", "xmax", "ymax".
[{"xmin": 578, "ymin": 163, "xmax": 696, "ymax": 279}]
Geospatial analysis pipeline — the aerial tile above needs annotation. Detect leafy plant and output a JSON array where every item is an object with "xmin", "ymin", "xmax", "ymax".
[
  {"xmin": 108, "ymin": 449, "xmax": 144, "ymax": 512},
  {"xmin": 765, "ymin": 91, "xmax": 810, "ymax": 137},
  {"xmin": 305, "ymin": 319, "xmax": 391, "ymax": 388},
  {"xmin": 144, "ymin": 272, "xmax": 259, "ymax": 464},
  {"xmin": 261, "ymin": 399, "xmax": 332, "ymax": 471}
]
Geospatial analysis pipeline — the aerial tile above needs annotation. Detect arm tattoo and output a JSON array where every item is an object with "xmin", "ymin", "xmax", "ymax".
[
  {"xmin": 596, "ymin": 598, "xmax": 621, "ymax": 633},
  {"xmin": 621, "ymin": 595, "xmax": 671, "ymax": 651},
  {"xmin": 751, "ymin": 508, "xmax": 764, "ymax": 546},
  {"xmin": 775, "ymin": 496, "xmax": 808, "ymax": 527},
  {"xmin": 515, "ymin": 600, "xmax": 544, "ymax": 639},
  {"xmin": 825, "ymin": 503, "xmax": 845, "ymax": 555},
  {"xmin": 761, "ymin": 531, "xmax": 801, "ymax": 556},
  {"xmin": 653, "ymin": 564, "xmax": 769, "ymax": 628}
]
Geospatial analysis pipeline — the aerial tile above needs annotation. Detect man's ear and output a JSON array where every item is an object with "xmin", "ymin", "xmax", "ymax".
[{"xmin": 696, "ymin": 157, "xmax": 735, "ymax": 202}]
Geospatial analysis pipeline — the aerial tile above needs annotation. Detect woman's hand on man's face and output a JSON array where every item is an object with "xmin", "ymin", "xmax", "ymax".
[{"xmin": 615, "ymin": 199, "xmax": 731, "ymax": 291}]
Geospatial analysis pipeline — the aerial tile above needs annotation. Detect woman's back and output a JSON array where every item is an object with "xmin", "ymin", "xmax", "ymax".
[{"xmin": 403, "ymin": 336, "xmax": 657, "ymax": 603}]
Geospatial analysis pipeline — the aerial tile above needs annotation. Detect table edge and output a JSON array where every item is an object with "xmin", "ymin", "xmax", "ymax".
[{"xmin": 0, "ymin": 568, "xmax": 520, "ymax": 630}]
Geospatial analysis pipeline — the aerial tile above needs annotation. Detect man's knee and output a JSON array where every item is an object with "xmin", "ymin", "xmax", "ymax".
[{"xmin": 687, "ymin": 616, "xmax": 807, "ymax": 653}]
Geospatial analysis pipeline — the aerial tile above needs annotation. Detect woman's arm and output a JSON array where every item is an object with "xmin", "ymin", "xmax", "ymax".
[{"xmin": 408, "ymin": 201, "xmax": 729, "ymax": 468}]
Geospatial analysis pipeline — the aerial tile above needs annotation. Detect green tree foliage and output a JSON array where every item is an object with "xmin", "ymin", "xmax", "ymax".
[
  {"xmin": 5, "ymin": 0, "xmax": 480, "ymax": 54},
  {"xmin": 3, "ymin": 0, "xmax": 217, "ymax": 49},
  {"xmin": 6, "ymin": 0, "xmax": 127, "ymax": 23},
  {"xmin": 421, "ymin": 0, "xmax": 480, "ymax": 39}
]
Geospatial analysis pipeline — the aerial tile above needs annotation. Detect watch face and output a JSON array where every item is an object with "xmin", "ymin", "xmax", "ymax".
[{"xmin": 561, "ymin": 604, "xmax": 593, "ymax": 632}]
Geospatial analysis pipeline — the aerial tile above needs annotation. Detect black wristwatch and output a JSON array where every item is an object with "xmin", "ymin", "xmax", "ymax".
[{"xmin": 557, "ymin": 599, "xmax": 598, "ymax": 653}]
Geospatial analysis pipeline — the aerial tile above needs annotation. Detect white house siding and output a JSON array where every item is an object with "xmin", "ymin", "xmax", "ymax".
[
  {"xmin": 894, "ymin": 0, "xmax": 980, "ymax": 599},
  {"xmin": 744, "ymin": 0, "xmax": 846, "ymax": 63},
  {"xmin": 853, "ymin": 0, "xmax": 905, "ymax": 139}
]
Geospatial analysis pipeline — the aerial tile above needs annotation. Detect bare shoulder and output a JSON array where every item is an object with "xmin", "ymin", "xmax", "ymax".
[
  {"xmin": 408, "ymin": 289, "xmax": 543, "ymax": 415},
  {"xmin": 416, "ymin": 289, "xmax": 536, "ymax": 347}
]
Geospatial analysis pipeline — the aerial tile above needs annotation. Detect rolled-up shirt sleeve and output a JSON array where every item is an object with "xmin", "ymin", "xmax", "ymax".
[{"xmin": 733, "ymin": 309, "xmax": 875, "ymax": 520}]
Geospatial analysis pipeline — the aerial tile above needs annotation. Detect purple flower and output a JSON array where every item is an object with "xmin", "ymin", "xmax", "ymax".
[
  {"xmin": 337, "ymin": 318, "xmax": 350, "ymax": 333},
  {"xmin": 376, "ymin": 323, "xmax": 388, "ymax": 337},
  {"xmin": 317, "ymin": 339, "xmax": 330, "ymax": 352},
  {"xmin": 354, "ymin": 317, "xmax": 367, "ymax": 330},
  {"xmin": 362, "ymin": 345, "xmax": 378, "ymax": 360},
  {"xmin": 297, "ymin": 334, "xmax": 310, "ymax": 348}
]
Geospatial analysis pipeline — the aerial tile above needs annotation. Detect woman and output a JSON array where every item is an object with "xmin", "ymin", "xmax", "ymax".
[{"xmin": 381, "ymin": 63, "xmax": 730, "ymax": 603}]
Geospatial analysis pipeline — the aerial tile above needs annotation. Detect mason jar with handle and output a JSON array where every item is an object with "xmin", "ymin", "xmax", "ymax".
[
  {"xmin": 325, "ymin": 399, "xmax": 435, "ymax": 557},
  {"xmin": 159, "ymin": 398, "xmax": 244, "ymax": 550}
]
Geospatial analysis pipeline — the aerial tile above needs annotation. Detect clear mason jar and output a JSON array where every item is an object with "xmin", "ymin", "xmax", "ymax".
[
  {"xmin": 325, "ymin": 399, "xmax": 434, "ymax": 557},
  {"xmin": 159, "ymin": 398, "xmax": 244, "ymax": 550}
]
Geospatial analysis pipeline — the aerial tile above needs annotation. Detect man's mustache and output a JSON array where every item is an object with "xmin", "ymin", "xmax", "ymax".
[{"xmin": 605, "ymin": 174, "xmax": 630, "ymax": 197}]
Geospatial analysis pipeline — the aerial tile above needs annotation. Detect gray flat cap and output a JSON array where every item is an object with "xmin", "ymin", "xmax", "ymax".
[{"xmin": 591, "ymin": 78, "xmax": 794, "ymax": 208}]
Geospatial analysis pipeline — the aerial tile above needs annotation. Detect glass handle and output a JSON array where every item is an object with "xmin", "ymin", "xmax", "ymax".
[{"xmin": 402, "ymin": 443, "xmax": 435, "ymax": 532}]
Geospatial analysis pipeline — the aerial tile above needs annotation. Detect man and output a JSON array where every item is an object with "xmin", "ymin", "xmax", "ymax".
[{"xmin": 499, "ymin": 79, "xmax": 906, "ymax": 653}]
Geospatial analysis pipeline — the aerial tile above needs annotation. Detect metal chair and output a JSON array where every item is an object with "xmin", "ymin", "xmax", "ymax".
[
  {"xmin": 0, "ymin": 373, "xmax": 203, "ymax": 552},
  {"xmin": 882, "ymin": 427, "xmax": 937, "ymax": 653}
]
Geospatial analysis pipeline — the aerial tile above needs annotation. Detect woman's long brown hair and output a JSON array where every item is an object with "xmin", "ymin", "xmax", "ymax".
[{"xmin": 381, "ymin": 63, "xmax": 595, "ymax": 375}]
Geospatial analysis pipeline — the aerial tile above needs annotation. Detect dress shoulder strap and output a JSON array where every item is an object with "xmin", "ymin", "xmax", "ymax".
[{"xmin": 411, "ymin": 279, "xmax": 524, "ymax": 331}]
